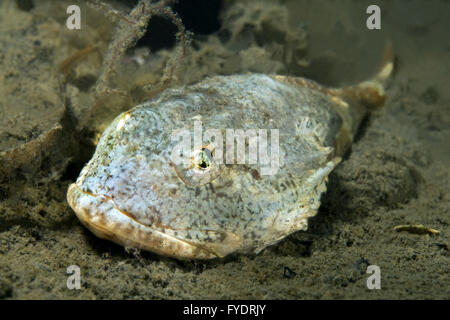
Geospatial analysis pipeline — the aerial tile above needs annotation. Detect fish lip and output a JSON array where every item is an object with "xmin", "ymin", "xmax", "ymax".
[{"xmin": 66, "ymin": 183, "xmax": 221, "ymax": 260}]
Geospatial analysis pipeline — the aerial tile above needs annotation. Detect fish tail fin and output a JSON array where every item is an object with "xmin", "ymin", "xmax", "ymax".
[
  {"xmin": 337, "ymin": 41, "xmax": 395, "ymax": 110},
  {"xmin": 328, "ymin": 43, "xmax": 394, "ymax": 156}
]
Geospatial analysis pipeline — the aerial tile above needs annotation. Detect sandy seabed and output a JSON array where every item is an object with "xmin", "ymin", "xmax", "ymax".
[{"xmin": 0, "ymin": 0, "xmax": 448, "ymax": 299}]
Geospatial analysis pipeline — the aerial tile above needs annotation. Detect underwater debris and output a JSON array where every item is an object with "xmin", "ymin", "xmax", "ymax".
[
  {"xmin": 0, "ymin": 1, "xmax": 74, "ymax": 180},
  {"xmin": 89, "ymin": 0, "xmax": 190, "ymax": 98},
  {"xmin": 58, "ymin": 44, "xmax": 99, "ymax": 82},
  {"xmin": 283, "ymin": 266, "xmax": 296, "ymax": 279},
  {"xmin": 394, "ymin": 224, "xmax": 440, "ymax": 235}
]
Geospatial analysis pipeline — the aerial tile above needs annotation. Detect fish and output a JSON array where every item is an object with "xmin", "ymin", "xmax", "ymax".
[{"xmin": 67, "ymin": 53, "xmax": 393, "ymax": 259}]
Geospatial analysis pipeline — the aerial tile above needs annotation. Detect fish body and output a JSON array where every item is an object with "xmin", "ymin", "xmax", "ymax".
[{"xmin": 67, "ymin": 62, "xmax": 392, "ymax": 259}]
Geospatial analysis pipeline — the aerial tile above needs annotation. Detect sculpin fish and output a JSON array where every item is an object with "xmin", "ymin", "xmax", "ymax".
[{"xmin": 67, "ymin": 57, "xmax": 393, "ymax": 259}]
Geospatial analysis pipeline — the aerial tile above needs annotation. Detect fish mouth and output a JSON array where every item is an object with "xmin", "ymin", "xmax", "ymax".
[{"xmin": 67, "ymin": 183, "xmax": 227, "ymax": 260}]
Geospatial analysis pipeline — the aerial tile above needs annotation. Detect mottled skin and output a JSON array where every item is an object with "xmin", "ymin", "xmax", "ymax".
[{"xmin": 68, "ymin": 65, "xmax": 392, "ymax": 259}]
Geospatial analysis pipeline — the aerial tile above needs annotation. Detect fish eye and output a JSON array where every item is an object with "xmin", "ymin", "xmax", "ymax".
[
  {"xmin": 171, "ymin": 145, "xmax": 222, "ymax": 186},
  {"xmin": 193, "ymin": 147, "xmax": 213, "ymax": 170}
]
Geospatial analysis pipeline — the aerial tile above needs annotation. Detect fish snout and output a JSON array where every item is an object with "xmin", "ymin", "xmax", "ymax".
[{"xmin": 66, "ymin": 183, "xmax": 229, "ymax": 259}]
